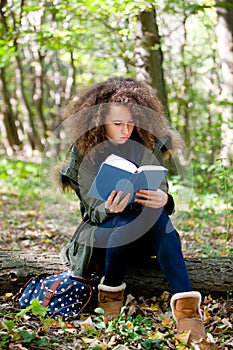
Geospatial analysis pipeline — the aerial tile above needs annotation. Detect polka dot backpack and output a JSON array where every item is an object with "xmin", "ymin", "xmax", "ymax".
[{"xmin": 17, "ymin": 270, "xmax": 100, "ymax": 319}]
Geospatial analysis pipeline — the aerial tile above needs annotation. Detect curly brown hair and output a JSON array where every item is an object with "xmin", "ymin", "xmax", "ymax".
[{"xmin": 62, "ymin": 77, "xmax": 182, "ymax": 159}]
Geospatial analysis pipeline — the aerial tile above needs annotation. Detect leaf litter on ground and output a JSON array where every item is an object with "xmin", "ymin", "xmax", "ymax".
[{"xmin": 0, "ymin": 288, "xmax": 232, "ymax": 349}]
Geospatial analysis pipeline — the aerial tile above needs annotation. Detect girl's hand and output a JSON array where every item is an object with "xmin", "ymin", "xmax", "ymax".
[
  {"xmin": 134, "ymin": 189, "xmax": 168, "ymax": 209},
  {"xmin": 105, "ymin": 190, "xmax": 131, "ymax": 213}
]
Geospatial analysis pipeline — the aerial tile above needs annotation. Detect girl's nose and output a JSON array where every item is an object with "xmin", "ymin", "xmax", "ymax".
[{"xmin": 122, "ymin": 123, "xmax": 129, "ymax": 134}]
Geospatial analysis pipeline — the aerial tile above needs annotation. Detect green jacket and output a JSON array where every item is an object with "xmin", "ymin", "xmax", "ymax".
[{"xmin": 60, "ymin": 137, "xmax": 174, "ymax": 277}]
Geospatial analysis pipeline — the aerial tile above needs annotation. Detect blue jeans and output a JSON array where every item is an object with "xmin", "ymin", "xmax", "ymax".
[{"xmin": 94, "ymin": 207, "xmax": 192, "ymax": 295}]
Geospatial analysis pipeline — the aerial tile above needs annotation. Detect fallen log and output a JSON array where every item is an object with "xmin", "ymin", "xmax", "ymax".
[{"xmin": 0, "ymin": 250, "xmax": 232, "ymax": 297}]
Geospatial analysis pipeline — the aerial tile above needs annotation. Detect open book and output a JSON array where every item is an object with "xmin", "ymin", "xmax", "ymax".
[{"xmin": 87, "ymin": 154, "xmax": 167, "ymax": 203}]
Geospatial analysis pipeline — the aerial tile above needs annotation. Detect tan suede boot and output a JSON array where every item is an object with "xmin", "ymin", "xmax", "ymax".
[
  {"xmin": 171, "ymin": 291, "xmax": 206, "ymax": 344},
  {"xmin": 98, "ymin": 278, "xmax": 126, "ymax": 320}
]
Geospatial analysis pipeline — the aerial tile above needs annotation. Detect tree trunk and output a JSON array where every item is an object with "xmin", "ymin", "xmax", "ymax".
[
  {"xmin": 33, "ymin": 51, "xmax": 48, "ymax": 135},
  {"xmin": 0, "ymin": 68, "xmax": 22, "ymax": 150},
  {"xmin": 215, "ymin": 1, "xmax": 233, "ymax": 166},
  {"xmin": 1, "ymin": 250, "xmax": 232, "ymax": 297},
  {"xmin": 64, "ymin": 51, "xmax": 76, "ymax": 101},
  {"xmin": 180, "ymin": 15, "xmax": 191, "ymax": 148},
  {"xmin": 0, "ymin": 2, "xmax": 22, "ymax": 151},
  {"xmin": 14, "ymin": 53, "xmax": 44, "ymax": 151},
  {"xmin": 134, "ymin": 8, "xmax": 169, "ymax": 117}
]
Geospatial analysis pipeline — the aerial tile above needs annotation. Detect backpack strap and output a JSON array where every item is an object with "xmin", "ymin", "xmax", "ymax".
[{"xmin": 42, "ymin": 280, "xmax": 61, "ymax": 307}]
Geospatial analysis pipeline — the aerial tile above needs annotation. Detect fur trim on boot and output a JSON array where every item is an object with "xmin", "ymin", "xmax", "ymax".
[
  {"xmin": 171, "ymin": 291, "xmax": 206, "ymax": 344},
  {"xmin": 98, "ymin": 277, "xmax": 126, "ymax": 320}
]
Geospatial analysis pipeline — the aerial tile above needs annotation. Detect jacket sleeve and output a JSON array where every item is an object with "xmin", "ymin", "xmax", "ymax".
[
  {"xmin": 164, "ymin": 193, "xmax": 175, "ymax": 215},
  {"xmin": 158, "ymin": 175, "xmax": 175, "ymax": 215},
  {"xmin": 60, "ymin": 146, "xmax": 114, "ymax": 225},
  {"xmin": 153, "ymin": 137, "xmax": 175, "ymax": 215}
]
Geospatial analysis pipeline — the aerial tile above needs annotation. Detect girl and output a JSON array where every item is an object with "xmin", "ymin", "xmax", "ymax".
[{"xmin": 59, "ymin": 77, "xmax": 207, "ymax": 345}]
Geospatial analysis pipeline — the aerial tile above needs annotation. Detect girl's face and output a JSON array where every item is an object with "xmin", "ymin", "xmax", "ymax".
[{"xmin": 104, "ymin": 105, "xmax": 134, "ymax": 145}]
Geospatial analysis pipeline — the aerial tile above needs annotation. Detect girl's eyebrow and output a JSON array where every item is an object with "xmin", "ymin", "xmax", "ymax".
[{"xmin": 111, "ymin": 119, "xmax": 134, "ymax": 122}]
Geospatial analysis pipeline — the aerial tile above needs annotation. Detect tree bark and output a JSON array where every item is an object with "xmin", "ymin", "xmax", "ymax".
[
  {"xmin": 215, "ymin": 1, "xmax": 233, "ymax": 166},
  {"xmin": 14, "ymin": 50, "xmax": 44, "ymax": 151},
  {"xmin": 0, "ymin": 68, "xmax": 22, "ymax": 150},
  {"xmin": 0, "ymin": 250, "xmax": 232, "ymax": 297},
  {"xmin": 180, "ymin": 14, "xmax": 191, "ymax": 148},
  {"xmin": 134, "ymin": 9, "xmax": 169, "ymax": 117},
  {"xmin": 33, "ymin": 50, "xmax": 48, "ymax": 135},
  {"xmin": 64, "ymin": 51, "xmax": 76, "ymax": 101},
  {"xmin": 0, "ymin": 1, "xmax": 22, "ymax": 151}
]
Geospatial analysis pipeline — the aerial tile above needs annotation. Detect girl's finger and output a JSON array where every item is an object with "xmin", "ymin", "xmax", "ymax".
[
  {"xmin": 107, "ymin": 190, "xmax": 117, "ymax": 203},
  {"xmin": 113, "ymin": 190, "xmax": 123, "ymax": 204},
  {"xmin": 118, "ymin": 193, "xmax": 131, "ymax": 207}
]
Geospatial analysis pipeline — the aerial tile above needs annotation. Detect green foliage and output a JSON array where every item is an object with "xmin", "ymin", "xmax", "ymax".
[
  {"xmin": 17, "ymin": 299, "xmax": 48, "ymax": 318},
  {"xmin": 192, "ymin": 158, "xmax": 233, "ymax": 201},
  {"xmin": 0, "ymin": 299, "xmax": 54, "ymax": 349},
  {"xmin": 82, "ymin": 310, "xmax": 172, "ymax": 348},
  {"xmin": 0, "ymin": 0, "xmax": 231, "ymax": 175},
  {"xmin": 0, "ymin": 300, "xmax": 173, "ymax": 349},
  {"xmin": 0, "ymin": 158, "xmax": 40, "ymax": 199},
  {"xmin": 159, "ymin": 1, "xmax": 222, "ymax": 158}
]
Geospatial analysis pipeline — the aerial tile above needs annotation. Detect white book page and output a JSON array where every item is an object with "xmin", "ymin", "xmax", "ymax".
[
  {"xmin": 104, "ymin": 154, "xmax": 137, "ymax": 173},
  {"xmin": 138, "ymin": 164, "xmax": 167, "ymax": 172}
]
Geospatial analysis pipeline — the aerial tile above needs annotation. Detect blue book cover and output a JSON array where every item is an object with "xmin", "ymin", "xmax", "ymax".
[{"xmin": 87, "ymin": 154, "xmax": 168, "ymax": 203}]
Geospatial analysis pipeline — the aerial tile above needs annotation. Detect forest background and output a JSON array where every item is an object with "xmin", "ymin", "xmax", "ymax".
[{"xmin": 0, "ymin": 0, "xmax": 233, "ymax": 349}]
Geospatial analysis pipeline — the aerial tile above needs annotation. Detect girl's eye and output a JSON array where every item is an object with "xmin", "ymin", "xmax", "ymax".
[{"xmin": 113, "ymin": 122, "xmax": 134, "ymax": 126}]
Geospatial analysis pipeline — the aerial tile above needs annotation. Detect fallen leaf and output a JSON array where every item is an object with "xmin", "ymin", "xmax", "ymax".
[
  {"xmin": 161, "ymin": 317, "xmax": 173, "ymax": 328},
  {"xmin": 148, "ymin": 330, "xmax": 165, "ymax": 340},
  {"xmin": 125, "ymin": 320, "xmax": 134, "ymax": 331},
  {"xmin": 81, "ymin": 336, "xmax": 95, "ymax": 344},
  {"xmin": 5, "ymin": 292, "xmax": 13, "ymax": 299},
  {"xmin": 9, "ymin": 343, "xmax": 28, "ymax": 350},
  {"xmin": 175, "ymin": 330, "xmax": 190, "ymax": 344},
  {"xmin": 125, "ymin": 294, "xmax": 135, "ymax": 306},
  {"xmin": 191, "ymin": 338, "xmax": 219, "ymax": 350}
]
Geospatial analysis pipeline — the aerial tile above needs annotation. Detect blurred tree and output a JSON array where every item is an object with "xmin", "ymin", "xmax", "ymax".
[
  {"xmin": 158, "ymin": 0, "xmax": 223, "ymax": 164},
  {"xmin": 215, "ymin": 0, "xmax": 233, "ymax": 166},
  {"xmin": 0, "ymin": 0, "xmax": 22, "ymax": 152},
  {"xmin": 134, "ymin": 8, "xmax": 169, "ymax": 117}
]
